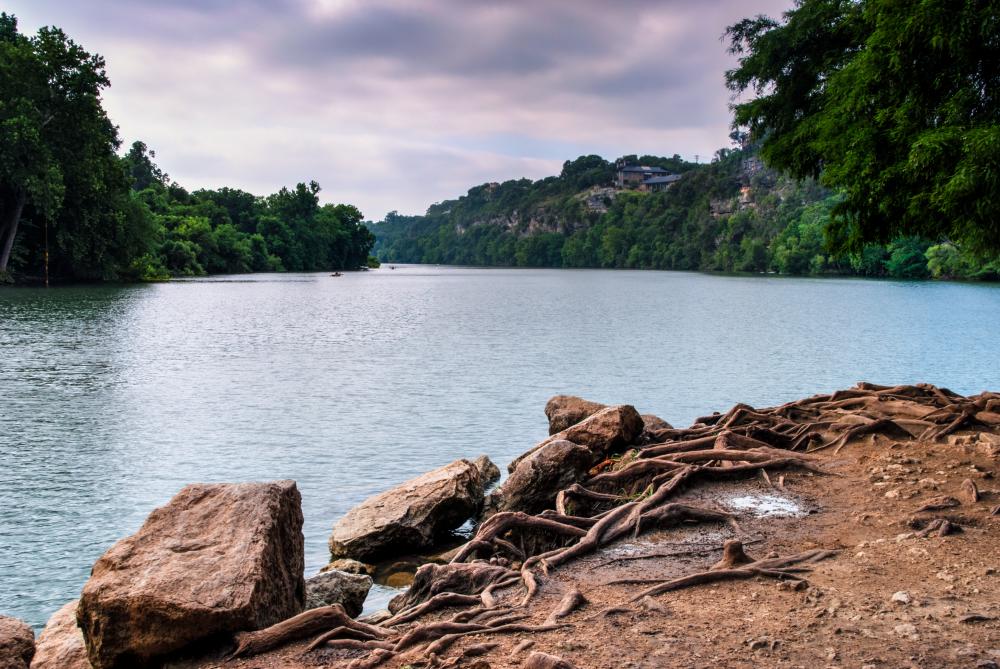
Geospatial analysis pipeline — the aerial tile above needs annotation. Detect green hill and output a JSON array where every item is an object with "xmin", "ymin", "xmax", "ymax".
[{"xmin": 369, "ymin": 148, "xmax": 999, "ymax": 280}]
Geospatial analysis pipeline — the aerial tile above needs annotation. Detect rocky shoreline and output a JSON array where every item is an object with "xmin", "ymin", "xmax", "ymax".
[{"xmin": 2, "ymin": 383, "xmax": 999, "ymax": 669}]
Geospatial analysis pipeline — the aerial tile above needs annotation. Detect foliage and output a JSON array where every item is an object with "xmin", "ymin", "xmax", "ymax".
[
  {"xmin": 0, "ymin": 12, "xmax": 157, "ymax": 279},
  {"xmin": 725, "ymin": 0, "xmax": 1000, "ymax": 254},
  {"xmin": 124, "ymin": 143, "xmax": 375, "ymax": 277},
  {"xmin": 0, "ymin": 15, "xmax": 373, "ymax": 283},
  {"xmin": 371, "ymin": 148, "xmax": 1000, "ymax": 280}
]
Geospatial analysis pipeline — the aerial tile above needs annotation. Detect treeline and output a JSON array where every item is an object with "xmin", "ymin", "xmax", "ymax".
[
  {"xmin": 123, "ymin": 143, "xmax": 375, "ymax": 280},
  {"xmin": 0, "ymin": 14, "xmax": 373, "ymax": 283},
  {"xmin": 371, "ymin": 150, "xmax": 1000, "ymax": 280}
]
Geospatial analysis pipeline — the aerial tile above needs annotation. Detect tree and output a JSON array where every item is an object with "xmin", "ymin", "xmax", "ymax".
[
  {"xmin": 0, "ymin": 13, "xmax": 155, "ymax": 279},
  {"xmin": 726, "ymin": 0, "xmax": 1000, "ymax": 254}
]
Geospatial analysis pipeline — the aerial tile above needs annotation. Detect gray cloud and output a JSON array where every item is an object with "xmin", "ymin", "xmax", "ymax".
[{"xmin": 7, "ymin": 0, "xmax": 794, "ymax": 219}]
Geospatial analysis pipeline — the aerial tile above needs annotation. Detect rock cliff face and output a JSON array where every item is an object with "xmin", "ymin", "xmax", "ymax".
[
  {"xmin": 77, "ymin": 480, "xmax": 304, "ymax": 669},
  {"xmin": 0, "ymin": 615, "xmax": 34, "ymax": 669},
  {"xmin": 328, "ymin": 457, "xmax": 498, "ymax": 563}
]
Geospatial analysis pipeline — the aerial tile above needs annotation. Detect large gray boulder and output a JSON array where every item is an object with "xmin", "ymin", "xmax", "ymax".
[
  {"xmin": 77, "ymin": 481, "xmax": 305, "ymax": 669},
  {"xmin": 0, "ymin": 615, "xmax": 34, "ymax": 669},
  {"xmin": 487, "ymin": 440, "xmax": 593, "ymax": 515},
  {"xmin": 304, "ymin": 570, "xmax": 372, "ymax": 617},
  {"xmin": 329, "ymin": 456, "xmax": 498, "ymax": 563},
  {"xmin": 30, "ymin": 601, "xmax": 90, "ymax": 669},
  {"xmin": 510, "ymin": 404, "xmax": 644, "ymax": 473}
]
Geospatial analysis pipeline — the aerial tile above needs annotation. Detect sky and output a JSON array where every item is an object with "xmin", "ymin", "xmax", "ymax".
[{"xmin": 8, "ymin": 0, "xmax": 794, "ymax": 220}]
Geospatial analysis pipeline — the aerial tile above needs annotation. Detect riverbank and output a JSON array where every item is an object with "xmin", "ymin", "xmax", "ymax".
[{"xmin": 6, "ymin": 383, "xmax": 999, "ymax": 669}]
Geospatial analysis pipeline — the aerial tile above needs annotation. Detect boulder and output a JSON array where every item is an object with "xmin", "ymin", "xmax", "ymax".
[
  {"xmin": 388, "ymin": 562, "xmax": 512, "ymax": 613},
  {"xmin": 545, "ymin": 396, "xmax": 607, "ymax": 435},
  {"xmin": 329, "ymin": 456, "xmax": 497, "ymax": 563},
  {"xmin": 510, "ymin": 405, "xmax": 644, "ymax": 473},
  {"xmin": 472, "ymin": 455, "xmax": 501, "ymax": 487},
  {"xmin": 304, "ymin": 570, "xmax": 372, "ymax": 617},
  {"xmin": 641, "ymin": 413, "xmax": 673, "ymax": 432},
  {"xmin": 321, "ymin": 558, "xmax": 374, "ymax": 576},
  {"xmin": 30, "ymin": 601, "xmax": 90, "ymax": 669},
  {"xmin": 487, "ymin": 440, "xmax": 593, "ymax": 515},
  {"xmin": 0, "ymin": 615, "xmax": 34, "ymax": 669},
  {"xmin": 77, "ymin": 481, "xmax": 304, "ymax": 669}
]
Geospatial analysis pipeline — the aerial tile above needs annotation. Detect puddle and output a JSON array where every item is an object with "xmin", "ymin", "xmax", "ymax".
[{"xmin": 724, "ymin": 493, "xmax": 805, "ymax": 517}]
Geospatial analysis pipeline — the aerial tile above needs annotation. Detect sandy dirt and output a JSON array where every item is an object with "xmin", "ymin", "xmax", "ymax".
[{"xmin": 197, "ymin": 424, "xmax": 999, "ymax": 669}]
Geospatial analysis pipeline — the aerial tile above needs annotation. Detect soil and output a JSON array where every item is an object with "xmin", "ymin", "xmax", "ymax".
[{"xmin": 185, "ymin": 396, "xmax": 1000, "ymax": 669}]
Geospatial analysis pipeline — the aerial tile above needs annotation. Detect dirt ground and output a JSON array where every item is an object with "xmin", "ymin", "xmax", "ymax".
[{"xmin": 204, "ymin": 427, "xmax": 999, "ymax": 669}]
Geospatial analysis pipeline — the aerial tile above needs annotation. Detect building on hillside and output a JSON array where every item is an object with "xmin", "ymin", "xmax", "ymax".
[
  {"xmin": 616, "ymin": 163, "xmax": 673, "ymax": 188},
  {"xmin": 640, "ymin": 174, "xmax": 683, "ymax": 193}
]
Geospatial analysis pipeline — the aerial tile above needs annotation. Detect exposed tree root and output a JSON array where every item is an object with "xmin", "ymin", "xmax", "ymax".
[
  {"xmin": 544, "ymin": 587, "xmax": 588, "ymax": 625},
  {"xmin": 229, "ymin": 382, "xmax": 998, "ymax": 668},
  {"xmin": 228, "ymin": 604, "xmax": 389, "ymax": 659},
  {"xmin": 624, "ymin": 546, "xmax": 837, "ymax": 601}
]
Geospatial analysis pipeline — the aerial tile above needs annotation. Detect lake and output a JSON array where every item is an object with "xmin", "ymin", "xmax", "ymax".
[{"xmin": 2, "ymin": 266, "xmax": 999, "ymax": 629}]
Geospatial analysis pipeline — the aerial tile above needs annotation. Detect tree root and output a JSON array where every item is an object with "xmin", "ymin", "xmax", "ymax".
[
  {"xmin": 544, "ymin": 587, "xmax": 587, "ymax": 625},
  {"xmin": 625, "ymin": 545, "xmax": 837, "ymax": 601},
  {"xmin": 228, "ymin": 604, "xmax": 389, "ymax": 659}
]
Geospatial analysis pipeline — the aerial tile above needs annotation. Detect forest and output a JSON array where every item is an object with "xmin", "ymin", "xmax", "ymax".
[
  {"xmin": 369, "ymin": 150, "xmax": 1000, "ymax": 280},
  {"xmin": 0, "ymin": 13, "xmax": 373, "ymax": 283}
]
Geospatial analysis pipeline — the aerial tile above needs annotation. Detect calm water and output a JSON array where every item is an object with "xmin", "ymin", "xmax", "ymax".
[{"xmin": 2, "ymin": 266, "xmax": 999, "ymax": 629}]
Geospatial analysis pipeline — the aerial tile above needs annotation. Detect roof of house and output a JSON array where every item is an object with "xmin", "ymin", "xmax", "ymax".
[
  {"xmin": 643, "ymin": 175, "xmax": 682, "ymax": 185},
  {"xmin": 619, "ymin": 165, "xmax": 670, "ymax": 174}
]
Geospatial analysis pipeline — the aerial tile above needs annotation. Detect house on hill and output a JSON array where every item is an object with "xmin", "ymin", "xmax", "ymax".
[
  {"xmin": 615, "ymin": 160, "xmax": 681, "ymax": 191},
  {"xmin": 640, "ymin": 174, "xmax": 682, "ymax": 192}
]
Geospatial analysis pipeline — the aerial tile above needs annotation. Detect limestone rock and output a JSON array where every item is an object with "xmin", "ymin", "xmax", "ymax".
[
  {"xmin": 304, "ymin": 570, "xmax": 372, "ymax": 617},
  {"xmin": 0, "ymin": 615, "xmax": 34, "ymax": 669},
  {"xmin": 641, "ymin": 413, "xmax": 673, "ymax": 432},
  {"xmin": 488, "ymin": 440, "xmax": 593, "ymax": 514},
  {"xmin": 473, "ymin": 455, "xmax": 501, "ymax": 487},
  {"xmin": 77, "ymin": 481, "xmax": 305, "ymax": 669},
  {"xmin": 30, "ymin": 601, "xmax": 90, "ymax": 669},
  {"xmin": 545, "ymin": 395, "xmax": 607, "ymax": 435},
  {"xmin": 329, "ymin": 457, "xmax": 496, "ymax": 562},
  {"xmin": 321, "ymin": 558, "xmax": 374, "ymax": 576},
  {"xmin": 510, "ymin": 405, "xmax": 644, "ymax": 473},
  {"xmin": 524, "ymin": 651, "xmax": 579, "ymax": 669}
]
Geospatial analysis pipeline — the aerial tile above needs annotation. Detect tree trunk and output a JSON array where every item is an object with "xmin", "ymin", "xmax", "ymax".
[{"xmin": 0, "ymin": 189, "xmax": 27, "ymax": 273}]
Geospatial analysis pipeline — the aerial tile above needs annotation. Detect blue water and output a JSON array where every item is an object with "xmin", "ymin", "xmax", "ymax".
[{"xmin": 2, "ymin": 266, "xmax": 999, "ymax": 629}]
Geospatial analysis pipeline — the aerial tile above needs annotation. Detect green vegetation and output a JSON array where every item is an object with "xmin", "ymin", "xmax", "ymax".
[
  {"xmin": 369, "ymin": 150, "xmax": 1000, "ymax": 280},
  {"xmin": 0, "ymin": 14, "xmax": 372, "ymax": 283},
  {"xmin": 124, "ymin": 142, "xmax": 374, "ymax": 280},
  {"xmin": 725, "ymin": 0, "xmax": 1000, "ymax": 255}
]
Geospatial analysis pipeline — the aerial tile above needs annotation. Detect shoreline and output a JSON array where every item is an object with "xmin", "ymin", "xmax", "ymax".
[{"xmin": 7, "ymin": 383, "xmax": 999, "ymax": 668}]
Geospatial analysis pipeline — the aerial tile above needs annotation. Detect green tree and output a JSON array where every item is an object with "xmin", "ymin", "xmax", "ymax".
[
  {"xmin": 0, "ymin": 13, "xmax": 155, "ymax": 279},
  {"xmin": 726, "ymin": 0, "xmax": 1000, "ymax": 253}
]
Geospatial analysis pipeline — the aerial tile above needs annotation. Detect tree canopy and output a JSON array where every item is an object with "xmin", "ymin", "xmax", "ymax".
[
  {"xmin": 0, "ymin": 14, "xmax": 373, "ymax": 283},
  {"xmin": 0, "ymin": 12, "xmax": 153, "ymax": 280},
  {"xmin": 726, "ymin": 0, "xmax": 1000, "ymax": 254}
]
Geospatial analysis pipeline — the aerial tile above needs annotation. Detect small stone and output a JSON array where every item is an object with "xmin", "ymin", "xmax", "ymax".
[
  {"xmin": 893, "ymin": 623, "xmax": 919, "ymax": 639},
  {"xmin": 891, "ymin": 591, "xmax": 911, "ymax": 605},
  {"xmin": 304, "ymin": 569, "xmax": 372, "ymax": 617}
]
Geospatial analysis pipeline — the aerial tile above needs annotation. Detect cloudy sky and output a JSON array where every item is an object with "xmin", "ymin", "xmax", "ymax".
[{"xmin": 9, "ymin": 0, "xmax": 793, "ymax": 220}]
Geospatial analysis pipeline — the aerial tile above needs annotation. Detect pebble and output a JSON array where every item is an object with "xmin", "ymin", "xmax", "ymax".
[
  {"xmin": 891, "ymin": 591, "xmax": 911, "ymax": 605},
  {"xmin": 893, "ymin": 623, "xmax": 919, "ymax": 639}
]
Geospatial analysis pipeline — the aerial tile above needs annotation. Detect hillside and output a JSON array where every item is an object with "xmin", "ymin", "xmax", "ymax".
[{"xmin": 370, "ymin": 150, "xmax": 1000, "ymax": 280}]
